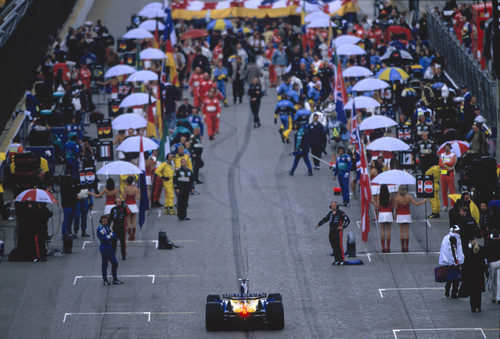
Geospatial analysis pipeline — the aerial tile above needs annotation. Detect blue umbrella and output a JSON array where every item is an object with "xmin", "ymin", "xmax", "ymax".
[{"xmin": 207, "ymin": 19, "xmax": 233, "ymax": 30}]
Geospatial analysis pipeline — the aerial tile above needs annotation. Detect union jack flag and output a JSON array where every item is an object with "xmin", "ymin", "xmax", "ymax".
[{"xmin": 350, "ymin": 97, "xmax": 372, "ymax": 242}]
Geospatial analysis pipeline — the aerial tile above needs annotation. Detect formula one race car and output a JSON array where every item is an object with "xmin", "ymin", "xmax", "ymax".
[{"xmin": 205, "ymin": 279, "xmax": 284, "ymax": 331}]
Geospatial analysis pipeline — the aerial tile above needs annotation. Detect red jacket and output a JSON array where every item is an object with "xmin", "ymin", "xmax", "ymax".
[
  {"xmin": 189, "ymin": 73, "xmax": 203, "ymax": 95},
  {"xmin": 198, "ymin": 79, "xmax": 215, "ymax": 99},
  {"xmin": 202, "ymin": 97, "xmax": 220, "ymax": 115}
]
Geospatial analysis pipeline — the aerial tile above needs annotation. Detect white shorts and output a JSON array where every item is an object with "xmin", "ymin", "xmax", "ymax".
[
  {"xmin": 146, "ymin": 175, "xmax": 152, "ymax": 186},
  {"xmin": 127, "ymin": 204, "xmax": 139, "ymax": 214},
  {"xmin": 104, "ymin": 204, "xmax": 115, "ymax": 215},
  {"xmin": 378, "ymin": 212, "xmax": 393, "ymax": 223},
  {"xmin": 396, "ymin": 214, "xmax": 412, "ymax": 224}
]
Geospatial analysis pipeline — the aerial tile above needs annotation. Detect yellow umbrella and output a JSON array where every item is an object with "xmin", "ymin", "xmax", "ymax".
[
  {"xmin": 376, "ymin": 67, "xmax": 409, "ymax": 81},
  {"xmin": 449, "ymin": 194, "xmax": 479, "ymax": 224}
]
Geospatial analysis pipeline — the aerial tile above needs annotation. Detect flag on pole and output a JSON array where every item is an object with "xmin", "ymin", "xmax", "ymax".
[
  {"xmin": 157, "ymin": 123, "xmax": 171, "ymax": 162},
  {"xmin": 146, "ymin": 94, "xmax": 157, "ymax": 139},
  {"xmin": 138, "ymin": 136, "xmax": 149, "ymax": 228},
  {"xmin": 350, "ymin": 97, "xmax": 372, "ymax": 242},
  {"xmin": 163, "ymin": 5, "xmax": 179, "ymax": 87},
  {"xmin": 156, "ymin": 83, "xmax": 163, "ymax": 138},
  {"xmin": 334, "ymin": 61, "xmax": 348, "ymax": 124}
]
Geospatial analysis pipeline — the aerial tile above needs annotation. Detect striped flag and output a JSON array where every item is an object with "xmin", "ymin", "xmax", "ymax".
[
  {"xmin": 157, "ymin": 123, "xmax": 171, "ymax": 162},
  {"xmin": 334, "ymin": 61, "xmax": 348, "ymax": 124},
  {"xmin": 350, "ymin": 97, "xmax": 372, "ymax": 242},
  {"xmin": 146, "ymin": 94, "xmax": 157, "ymax": 139},
  {"xmin": 138, "ymin": 136, "xmax": 149, "ymax": 228},
  {"xmin": 164, "ymin": 5, "xmax": 179, "ymax": 87}
]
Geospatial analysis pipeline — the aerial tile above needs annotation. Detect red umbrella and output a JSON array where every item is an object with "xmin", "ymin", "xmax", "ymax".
[
  {"xmin": 437, "ymin": 140, "xmax": 469, "ymax": 157},
  {"xmin": 15, "ymin": 189, "xmax": 58, "ymax": 204},
  {"xmin": 181, "ymin": 29, "xmax": 208, "ymax": 40}
]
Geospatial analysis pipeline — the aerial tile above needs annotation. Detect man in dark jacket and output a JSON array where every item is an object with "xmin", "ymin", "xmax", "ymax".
[
  {"xmin": 174, "ymin": 158, "xmax": 194, "ymax": 221},
  {"xmin": 315, "ymin": 201, "xmax": 351, "ymax": 265},
  {"xmin": 192, "ymin": 47, "xmax": 209, "ymax": 73},
  {"xmin": 109, "ymin": 197, "xmax": 128, "ymax": 260},
  {"xmin": 457, "ymin": 206, "xmax": 481, "ymax": 252},
  {"xmin": 289, "ymin": 123, "xmax": 313, "ymax": 176},
  {"xmin": 308, "ymin": 113, "xmax": 326, "ymax": 170},
  {"xmin": 247, "ymin": 76, "xmax": 264, "ymax": 128}
]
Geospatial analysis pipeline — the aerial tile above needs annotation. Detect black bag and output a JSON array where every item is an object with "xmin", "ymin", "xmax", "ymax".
[
  {"xmin": 158, "ymin": 230, "xmax": 173, "ymax": 249},
  {"xmin": 63, "ymin": 235, "xmax": 73, "ymax": 254}
]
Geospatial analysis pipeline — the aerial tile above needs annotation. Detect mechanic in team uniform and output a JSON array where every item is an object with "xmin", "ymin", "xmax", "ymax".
[
  {"xmin": 155, "ymin": 153, "xmax": 176, "ymax": 215},
  {"xmin": 274, "ymin": 94, "xmax": 295, "ymax": 143},
  {"xmin": 189, "ymin": 127, "xmax": 204, "ymax": 184},
  {"xmin": 97, "ymin": 215, "xmax": 123, "ymax": 285},
  {"xmin": 415, "ymin": 131, "xmax": 436, "ymax": 173},
  {"xmin": 174, "ymin": 158, "xmax": 194, "ymax": 221},
  {"xmin": 109, "ymin": 197, "xmax": 127, "ymax": 260},
  {"xmin": 334, "ymin": 147, "xmax": 352, "ymax": 207},
  {"xmin": 288, "ymin": 122, "xmax": 312, "ymax": 176},
  {"xmin": 426, "ymin": 162, "xmax": 442, "ymax": 218},
  {"xmin": 315, "ymin": 201, "xmax": 351, "ymax": 265}
]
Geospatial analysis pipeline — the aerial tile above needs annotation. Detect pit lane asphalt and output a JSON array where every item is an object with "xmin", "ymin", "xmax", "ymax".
[{"xmin": 0, "ymin": 0, "xmax": 499, "ymax": 337}]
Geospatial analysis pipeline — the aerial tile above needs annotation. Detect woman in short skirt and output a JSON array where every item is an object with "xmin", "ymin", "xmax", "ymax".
[
  {"xmin": 394, "ymin": 185, "xmax": 426, "ymax": 252},
  {"xmin": 374, "ymin": 184, "xmax": 394, "ymax": 253}
]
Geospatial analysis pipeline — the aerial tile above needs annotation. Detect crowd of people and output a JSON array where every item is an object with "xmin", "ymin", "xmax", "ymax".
[{"xmin": 0, "ymin": 0, "xmax": 498, "ymax": 309}]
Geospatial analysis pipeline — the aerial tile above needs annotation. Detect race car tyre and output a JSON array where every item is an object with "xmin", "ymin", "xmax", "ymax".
[
  {"xmin": 206, "ymin": 302, "xmax": 224, "ymax": 331},
  {"xmin": 266, "ymin": 301, "xmax": 284, "ymax": 330},
  {"xmin": 267, "ymin": 293, "xmax": 282, "ymax": 302},
  {"xmin": 206, "ymin": 294, "xmax": 221, "ymax": 303}
]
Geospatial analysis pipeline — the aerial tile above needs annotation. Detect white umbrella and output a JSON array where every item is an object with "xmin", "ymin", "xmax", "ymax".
[
  {"xmin": 119, "ymin": 93, "xmax": 156, "ymax": 108},
  {"xmin": 138, "ymin": 7, "xmax": 165, "ymax": 19},
  {"xmin": 126, "ymin": 70, "xmax": 159, "ymax": 82},
  {"xmin": 352, "ymin": 78, "xmax": 390, "ymax": 92},
  {"xmin": 345, "ymin": 96, "xmax": 381, "ymax": 110},
  {"xmin": 140, "ymin": 48, "xmax": 166, "ymax": 60},
  {"xmin": 96, "ymin": 161, "xmax": 142, "ymax": 176},
  {"xmin": 305, "ymin": 11, "xmax": 329, "ymax": 23},
  {"xmin": 104, "ymin": 64, "xmax": 136, "ymax": 78},
  {"xmin": 343, "ymin": 66, "xmax": 373, "ymax": 77},
  {"xmin": 112, "ymin": 113, "xmax": 147, "ymax": 130},
  {"xmin": 142, "ymin": 2, "xmax": 163, "ymax": 11},
  {"xmin": 15, "ymin": 189, "xmax": 58, "ymax": 204},
  {"xmin": 380, "ymin": 48, "xmax": 413, "ymax": 60},
  {"xmin": 139, "ymin": 19, "xmax": 165, "ymax": 32},
  {"xmin": 367, "ymin": 137, "xmax": 410, "ymax": 152},
  {"xmin": 336, "ymin": 44, "xmax": 366, "ymax": 56},
  {"xmin": 307, "ymin": 18, "xmax": 333, "ymax": 28},
  {"xmin": 123, "ymin": 28, "xmax": 154, "ymax": 40},
  {"xmin": 359, "ymin": 115, "xmax": 397, "ymax": 130},
  {"xmin": 116, "ymin": 136, "xmax": 158, "ymax": 152},
  {"xmin": 334, "ymin": 35, "xmax": 361, "ymax": 47},
  {"xmin": 372, "ymin": 170, "xmax": 416, "ymax": 185}
]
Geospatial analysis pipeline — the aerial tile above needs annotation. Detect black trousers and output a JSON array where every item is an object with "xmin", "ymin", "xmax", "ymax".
[
  {"xmin": 445, "ymin": 279, "xmax": 459, "ymax": 297},
  {"xmin": 193, "ymin": 155, "xmax": 202, "ymax": 182},
  {"xmin": 0, "ymin": 193, "xmax": 9, "ymax": 220},
  {"xmin": 469, "ymin": 290, "xmax": 481, "ymax": 310},
  {"xmin": 329, "ymin": 228, "xmax": 345, "ymax": 262},
  {"xmin": 233, "ymin": 80, "xmax": 244, "ymax": 103},
  {"xmin": 177, "ymin": 189, "xmax": 190, "ymax": 219},
  {"xmin": 250, "ymin": 99, "xmax": 261, "ymax": 123},
  {"xmin": 112, "ymin": 227, "xmax": 126, "ymax": 259},
  {"xmin": 311, "ymin": 145, "xmax": 323, "ymax": 166}
]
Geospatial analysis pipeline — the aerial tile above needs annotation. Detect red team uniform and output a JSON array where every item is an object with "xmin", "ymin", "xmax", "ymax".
[
  {"xmin": 202, "ymin": 96, "xmax": 221, "ymax": 139},
  {"xmin": 189, "ymin": 73, "xmax": 204, "ymax": 107}
]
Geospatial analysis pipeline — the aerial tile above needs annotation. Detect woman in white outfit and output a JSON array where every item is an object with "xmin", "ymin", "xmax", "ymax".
[
  {"xmin": 485, "ymin": 230, "xmax": 500, "ymax": 303},
  {"xmin": 374, "ymin": 184, "xmax": 394, "ymax": 253}
]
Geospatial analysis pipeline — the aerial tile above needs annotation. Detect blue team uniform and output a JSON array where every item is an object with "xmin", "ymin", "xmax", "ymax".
[
  {"xmin": 294, "ymin": 108, "xmax": 311, "ymax": 127},
  {"xmin": 187, "ymin": 114, "xmax": 204, "ymax": 136},
  {"xmin": 66, "ymin": 123, "xmax": 83, "ymax": 140},
  {"xmin": 64, "ymin": 140, "xmax": 80, "ymax": 178},
  {"xmin": 290, "ymin": 125, "xmax": 312, "ymax": 174},
  {"xmin": 307, "ymin": 86, "xmax": 321, "ymax": 104},
  {"xmin": 97, "ymin": 223, "xmax": 118, "ymax": 282},
  {"xmin": 286, "ymin": 89, "xmax": 300, "ymax": 104},
  {"xmin": 335, "ymin": 153, "xmax": 352, "ymax": 204},
  {"xmin": 277, "ymin": 82, "xmax": 293, "ymax": 96},
  {"xmin": 274, "ymin": 99, "xmax": 295, "ymax": 141},
  {"xmin": 213, "ymin": 67, "xmax": 228, "ymax": 102}
]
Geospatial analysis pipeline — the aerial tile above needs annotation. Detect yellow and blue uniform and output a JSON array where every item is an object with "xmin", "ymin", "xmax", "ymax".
[
  {"xmin": 97, "ymin": 223, "xmax": 118, "ymax": 282},
  {"xmin": 213, "ymin": 67, "xmax": 228, "ymax": 102},
  {"xmin": 335, "ymin": 154, "xmax": 352, "ymax": 204},
  {"xmin": 294, "ymin": 108, "xmax": 311, "ymax": 127},
  {"xmin": 274, "ymin": 99, "xmax": 295, "ymax": 141}
]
